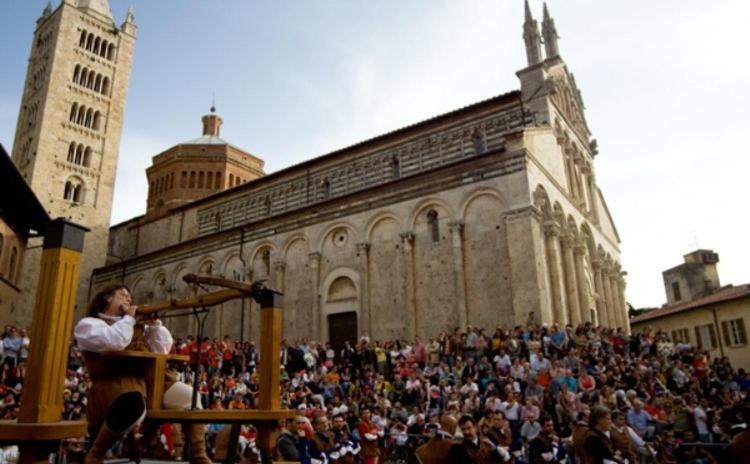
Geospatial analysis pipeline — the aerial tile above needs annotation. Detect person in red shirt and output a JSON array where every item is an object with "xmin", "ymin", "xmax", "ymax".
[{"xmin": 358, "ymin": 407, "xmax": 382, "ymax": 464}]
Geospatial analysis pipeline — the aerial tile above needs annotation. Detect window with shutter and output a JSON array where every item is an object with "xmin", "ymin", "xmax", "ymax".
[
  {"xmin": 708, "ymin": 325, "xmax": 717, "ymax": 349},
  {"xmin": 722, "ymin": 321, "xmax": 731, "ymax": 346},
  {"xmin": 694, "ymin": 327, "xmax": 702, "ymax": 349}
]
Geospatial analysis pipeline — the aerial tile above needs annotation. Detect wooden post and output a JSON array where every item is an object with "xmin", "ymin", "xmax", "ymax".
[
  {"xmin": 255, "ymin": 289, "xmax": 284, "ymax": 458},
  {"xmin": 0, "ymin": 219, "xmax": 89, "ymax": 464},
  {"xmin": 18, "ymin": 219, "xmax": 87, "ymax": 423}
]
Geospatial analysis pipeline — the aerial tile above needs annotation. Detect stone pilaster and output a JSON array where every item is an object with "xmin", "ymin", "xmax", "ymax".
[
  {"xmin": 273, "ymin": 260, "xmax": 286, "ymax": 292},
  {"xmin": 308, "ymin": 252, "xmax": 322, "ymax": 340},
  {"xmin": 400, "ymin": 231, "xmax": 417, "ymax": 339},
  {"xmin": 617, "ymin": 277, "xmax": 630, "ymax": 333},
  {"xmin": 561, "ymin": 233, "xmax": 581, "ymax": 326},
  {"xmin": 505, "ymin": 206, "xmax": 546, "ymax": 326},
  {"xmin": 356, "ymin": 242, "xmax": 371, "ymax": 337},
  {"xmin": 449, "ymin": 220, "xmax": 468, "ymax": 328},
  {"xmin": 543, "ymin": 221, "xmax": 567, "ymax": 324}
]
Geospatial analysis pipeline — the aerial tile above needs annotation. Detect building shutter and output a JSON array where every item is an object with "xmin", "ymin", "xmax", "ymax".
[
  {"xmin": 694, "ymin": 327, "xmax": 702, "ymax": 349},
  {"xmin": 722, "ymin": 321, "xmax": 731, "ymax": 346},
  {"xmin": 708, "ymin": 325, "xmax": 718, "ymax": 350},
  {"xmin": 738, "ymin": 319, "xmax": 748, "ymax": 345}
]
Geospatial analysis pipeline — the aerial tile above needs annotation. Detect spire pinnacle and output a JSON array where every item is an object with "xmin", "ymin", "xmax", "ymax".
[
  {"xmin": 522, "ymin": 0, "xmax": 543, "ymax": 66},
  {"xmin": 125, "ymin": 5, "xmax": 135, "ymax": 23},
  {"xmin": 43, "ymin": 1, "xmax": 52, "ymax": 17},
  {"xmin": 211, "ymin": 93, "xmax": 216, "ymax": 113},
  {"xmin": 542, "ymin": 2, "xmax": 560, "ymax": 58},
  {"xmin": 524, "ymin": 0, "xmax": 533, "ymax": 22}
]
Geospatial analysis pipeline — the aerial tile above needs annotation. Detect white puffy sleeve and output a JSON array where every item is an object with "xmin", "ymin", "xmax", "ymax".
[
  {"xmin": 144, "ymin": 320, "xmax": 173, "ymax": 354},
  {"xmin": 74, "ymin": 316, "xmax": 135, "ymax": 352}
]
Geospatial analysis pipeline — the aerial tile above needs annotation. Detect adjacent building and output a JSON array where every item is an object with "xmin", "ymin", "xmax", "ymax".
[
  {"xmin": 631, "ymin": 250, "xmax": 750, "ymax": 369},
  {"xmin": 0, "ymin": 145, "xmax": 51, "ymax": 325}
]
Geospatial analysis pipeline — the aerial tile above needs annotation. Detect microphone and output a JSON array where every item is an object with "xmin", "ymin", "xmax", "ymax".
[{"xmin": 119, "ymin": 304, "xmax": 128, "ymax": 315}]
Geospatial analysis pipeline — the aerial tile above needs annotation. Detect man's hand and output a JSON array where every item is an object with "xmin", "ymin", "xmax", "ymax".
[{"xmin": 120, "ymin": 303, "xmax": 137, "ymax": 318}]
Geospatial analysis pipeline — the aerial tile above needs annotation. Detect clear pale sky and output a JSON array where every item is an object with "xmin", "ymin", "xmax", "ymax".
[{"xmin": 1, "ymin": 1, "xmax": 748, "ymax": 309}]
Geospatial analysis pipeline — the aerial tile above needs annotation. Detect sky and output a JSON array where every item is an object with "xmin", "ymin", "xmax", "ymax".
[{"xmin": 1, "ymin": 1, "xmax": 748, "ymax": 309}]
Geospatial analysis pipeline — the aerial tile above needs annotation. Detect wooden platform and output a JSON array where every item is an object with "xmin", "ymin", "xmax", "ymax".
[
  {"xmin": 0, "ymin": 420, "xmax": 87, "ymax": 442},
  {"xmin": 145, "ymin": 409, "xmax": 294, "ymax": 423}
]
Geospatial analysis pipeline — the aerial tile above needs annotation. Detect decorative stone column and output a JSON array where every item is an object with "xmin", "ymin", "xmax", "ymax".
[
  {"xmin": 308, "ymin": 252, "xmax": 322, "ymax": 340},
  {"xmin": 617, "ymin": 277, "xmax": 630, "ymax": 333},
  {"xmin": 273, "ymin": 260, "xmax": 286, "ymax": 292},
  {"xmin": 449, "ymin": 220, "xmax": 468, "ymax": 328},
  {"xmin": 573, "ymin": 242, "xmax": 591, "ymax": 322},
  {"xmin": 356, "ymin": 242, "xmax": 371, "ymax": 338},
  {"xmin": 400, "ymin": 231, "xmax": 417, "ymax": 339},
  {"xmin": 561, "ymin": 233, "xmax": 581, "ymax": 326},
  {"xmin": 566, "ymin": 149, "xmax": 579, "ymax": 198},
  {"xmin": 592, "ymin": 259, "xmax": 609, "ymax": 327},
  {"xmin": 602, "ymin": 266, "xmax": 616, "ymax": 329},
  {"xmin": 543, "ymin": 221, "xmax": 567, "ymax": 324}
]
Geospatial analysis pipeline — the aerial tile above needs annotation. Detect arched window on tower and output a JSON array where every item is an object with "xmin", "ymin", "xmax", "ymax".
[
  {"xmin": 79, "ymin": 30, "xmax": 87, "ymax": 47},
  {"xmin": 322, "ymin": 178, "xmax": 331, "ymax": 199},
  {"xmin": 101, "ymin": 77, "xmax": 110, "ymax": 95},
  {"xmin": 215, "ymin": 172, "xmax": 222, "ymax": 189},
  {"xmin": 180, "ymin": 171, "xmax": 187, "ymax": 188},
  {"xmin": 93, "ymin": 37, "xmax": 100, "ymax": 55},
  {"xmin": 83, "ymin": 147, "xmax": 92, "ymax": 167},
  {"xmin": 107, "ymin": 43, "xmax": 116, "ymax": 60},
  {"xmin": 206, "ymin": 172, "xmax": 213, "ymax": 189},
  {"xmin": 69, "ymin": 103, "xmax": 78, "ymax": 122},
  {"xmin": 427, "ymin": 209, "xmax": 440, "ymax": 242},
  {"xmin": 84, "ymin": 108, "xmax": 93, "ymax": 128},
  {"xmin": 64, "ymin": 177, "xmax": 84, "ymax": 203},
  {"xmin": 94, "ymin": 74, "xmax": 102, "ymax": 92},
  {"xmin": 93, "ymin": 111, "xmax": 101, "ymax": 130},
  {"xmin": 189, "ymin": 171, "xmax": 196, "ymax": 188},
  {"xmin": 72, "ymin": 65, "xmax": 80, "ymax": 84},
  {"xmin": 264, "ymin": 196, "xmax": 271, "ymax": 216},
  {"xmin": 169, "ymin": 172, "xmax": 174, "ymax": 189},
  {"xmin": 74, "ymin": 144, "xmax": 84, "ymax": 165},
  {"xmin": 86, "ymin": 71, "xmax": 94, "ymax": 89},
  {"xmin": 67, "ymin": 142, "xmax": 76, "ymax": 163},
  {"xmin": 85, "ymin": 33, "xmax": 93, "ymax": 51},
  {"xmin": 198, "ymin": 171, "xmax": 204, "ymax": 189},
  {"xmin": 99, "ymin": 40, "xmax": 108, "ymax": 58},
  {"xmin": 228, "ymin": 173, "xmax": 234, "ymax": 186}
]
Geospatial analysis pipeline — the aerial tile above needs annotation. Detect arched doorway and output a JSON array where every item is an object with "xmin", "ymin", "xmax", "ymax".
[{"xmin": 321, "ymin": 272, "xmax": 359, "ymax": 351}]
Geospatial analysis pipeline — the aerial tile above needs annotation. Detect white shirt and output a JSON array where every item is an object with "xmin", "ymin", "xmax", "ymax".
[{"xmin": 74, "ymin": 314, "xmax": 173, "ymax": 354}]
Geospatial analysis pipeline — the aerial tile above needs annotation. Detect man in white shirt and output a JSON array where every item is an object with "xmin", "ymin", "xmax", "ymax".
[{"xmin": 74, "ymin": 285, "xmax": 212, "ymax": 464}]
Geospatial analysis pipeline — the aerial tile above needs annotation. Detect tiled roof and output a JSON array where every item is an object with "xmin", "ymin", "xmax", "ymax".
[
  {"xmin": 180, "ymin": 135, "xmax": 228, "ymax": 145},
  {"xmin": 630, "ymin": 283, "xmax": 750, "ymax": 324}
]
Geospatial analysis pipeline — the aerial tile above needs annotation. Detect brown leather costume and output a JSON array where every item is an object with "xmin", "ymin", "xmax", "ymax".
[{"xmin": 609, "ymin": 426, "xmax": 636, "ymax": 464}]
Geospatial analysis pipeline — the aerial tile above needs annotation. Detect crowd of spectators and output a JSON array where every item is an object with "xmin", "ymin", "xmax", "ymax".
[{"xmin": 0, "ymin": 322, "xmax": 749, "ymax": 463}]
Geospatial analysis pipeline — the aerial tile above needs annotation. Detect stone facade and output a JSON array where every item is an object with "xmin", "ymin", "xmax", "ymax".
[
  {"xmin": 10, "ymin": 0, "xmax": 136, "ymax": 324},
  {"xmin": 92, "ymin": 4, "xmax": 628, "ymax": 343}
]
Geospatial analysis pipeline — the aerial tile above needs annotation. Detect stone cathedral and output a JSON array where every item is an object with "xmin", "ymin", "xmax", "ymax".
[
  {"xmin": 9, "ymin": 0, "xmax": 136, "ymax": 321},
  {"xmin": 91, "ymin": 1, "xmax": 629, "ymax": 345}
]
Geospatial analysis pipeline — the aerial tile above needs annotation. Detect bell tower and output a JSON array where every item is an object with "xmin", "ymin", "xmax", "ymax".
[{"xmin": 10, "ymin": 0, "xmax": 137, "ymax": 322}]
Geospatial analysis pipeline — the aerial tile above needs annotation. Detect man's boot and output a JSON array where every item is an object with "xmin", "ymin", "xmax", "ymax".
[
  {"xmin": 186, "ymin": 423, "xmax": 213, "ymax": 464},
  {"xmin": 84, "ymin": 425, "xmax": 120, "ymax": 464}
]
